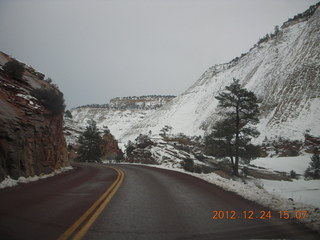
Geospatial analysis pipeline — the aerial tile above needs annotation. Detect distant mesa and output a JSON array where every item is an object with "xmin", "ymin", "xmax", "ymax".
[{"xmin": 74, "ymin": 95, "xmax": 176, "ymax": 111}]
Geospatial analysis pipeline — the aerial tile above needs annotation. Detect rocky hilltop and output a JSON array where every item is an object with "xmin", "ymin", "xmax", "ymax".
[
  {"xmin": 0, "ymin": 52, "xmax": 69, "ymax": 181},
  {"xmin": 109, "ymin": 95, "xmax": 175, "ymax": 110},
  {"xmin": 121, "ymin": 3, "xmax": 320, "ymax": 145}
]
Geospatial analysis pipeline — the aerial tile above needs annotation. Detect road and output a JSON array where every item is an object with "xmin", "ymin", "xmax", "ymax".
[
  {"xmin": 0, "ymin": 163, "xmax": 318, "ymax": 240},
  {"xmin": 0, "ymin": 163, "xmax": 118, "ymax": 240}
]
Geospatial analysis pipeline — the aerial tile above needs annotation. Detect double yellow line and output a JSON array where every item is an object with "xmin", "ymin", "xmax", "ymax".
[{"xmin": 58, "ymin": 166, "xmax": 124, "ymax": 240}]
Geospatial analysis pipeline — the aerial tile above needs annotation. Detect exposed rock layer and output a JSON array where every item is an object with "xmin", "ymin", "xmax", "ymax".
[{"xmin": 0, "ymin": 52, "xmax": 69, "ymax": 181}]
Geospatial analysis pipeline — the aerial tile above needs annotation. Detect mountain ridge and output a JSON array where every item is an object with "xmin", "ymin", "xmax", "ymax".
[{"xmin": 118, "ymin": 3, "xmax": 320, "ymax": 143}]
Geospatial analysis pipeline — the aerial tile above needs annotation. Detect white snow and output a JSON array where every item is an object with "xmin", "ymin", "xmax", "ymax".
[
  {"xmin": 68, "ymin": 8, "xmax": 320, "ymax": 147},
  {"xmin": 16, "ymin": 93, "xmax": 36, "ymax": 101},
  {"xmin": 250, "ymin": 155, "xmax": 320, "ymax": 208},
  {"xmin": 69, "ymin": 107, "xmax": 159, "ymax": 145},
  {"xmin": 261, "ymin": 178, "xmax": 320, "ymax": 207},
  {"xmin": 118, "ymin": 7, "xmax": 320, "ymax": 143},
  {"xmin": 16, "ymin": 93, "xmax": 41, "ymax": 109},
  {"xmin": 119, "ymin": 162, "xmax": 320, "ymax": 233},
  {"xmin": 251, "ymin": 155, "xmax": 312, "ymax": 174},
  {"xmin": 0, "ymin": 166, "xmax": 73, "ymax": 189}
]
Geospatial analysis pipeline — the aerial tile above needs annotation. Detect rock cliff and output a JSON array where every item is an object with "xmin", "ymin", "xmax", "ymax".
[{"xmin": 0, "ymin": 52, "xmax": 69, "ymax": 181}]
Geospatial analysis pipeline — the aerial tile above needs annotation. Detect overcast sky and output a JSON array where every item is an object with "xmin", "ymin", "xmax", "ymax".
[{"xmin": 0, "ymin": 0, "xmax": 318, "ymax": 108}]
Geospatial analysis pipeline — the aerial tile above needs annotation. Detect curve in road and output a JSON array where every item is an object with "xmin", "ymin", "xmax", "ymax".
[
  {"xmin": 0, "ymin": 163, "xmax": 319, "ymax": 240},
  {"xmin": 84, "ymin": 164, "xmax": 319, "ymax": 240}
]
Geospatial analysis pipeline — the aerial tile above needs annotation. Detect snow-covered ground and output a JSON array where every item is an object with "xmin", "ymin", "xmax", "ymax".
[
  {"xmin": 0, "ymin": 166, "xmax": 73, "ymax": 189},
  {"xmin": 251, "ymin": 155, "xmax": 312, "ymax": 174},
  {"xmin": 251, "ymin": 155, "xmax": 320, "ymax": 209},
  {"xmin": 261, "ymin": 179, "xmax": 320, "ymax": 207}
]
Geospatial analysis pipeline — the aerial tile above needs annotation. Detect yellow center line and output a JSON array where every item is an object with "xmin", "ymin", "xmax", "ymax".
[{"xmin": 57, "ymin": 166, "xmax": 125, "ymax": 240}]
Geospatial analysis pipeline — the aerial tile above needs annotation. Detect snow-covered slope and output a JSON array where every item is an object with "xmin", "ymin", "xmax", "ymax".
[
  {"xmin": 121, "ymin": 5, "xmax": 320, "ymax": 143},
  {"xmin": 68, "ymin": 96, "xmax": 175, "ymax": 144}
]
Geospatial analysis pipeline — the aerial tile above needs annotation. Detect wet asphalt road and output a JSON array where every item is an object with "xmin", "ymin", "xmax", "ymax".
[
  {"xmin": 0, "ymin": 163, "xmax": 319, "ymax": 240},
  {"xmin": 0, "ymin": 163, "xmax": 117, "ymax": 240},
  {"xmin": 85, "ymin": 164, "xmax": 319, "ymax": 240}
]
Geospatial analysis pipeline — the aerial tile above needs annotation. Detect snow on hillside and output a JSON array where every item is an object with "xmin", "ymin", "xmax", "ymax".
[
  {"xmin": 120, "ymin": 5, "xmax": 320, "ymax": 143},
  {"xmin": 68, "ymin": 96, "xmax": 175, "ymax": 144},
  {"xmin": 70, "ymin": 107, "xmax": 153, "ymax": 142}
]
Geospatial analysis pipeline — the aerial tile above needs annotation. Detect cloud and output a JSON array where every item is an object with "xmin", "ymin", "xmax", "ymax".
[{"xmin": 0, "ymin": 0, "xmax": 318, "ymax": 108}]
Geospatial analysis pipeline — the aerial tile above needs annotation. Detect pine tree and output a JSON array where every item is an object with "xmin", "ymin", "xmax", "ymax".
[
  {"xmin": 125, "ymin": 140, "xmax": 135, "ymax": 157},
  {"xmin": 77, "ymin": 120, "xmax": 102, "ymax": 162},
  {"xmin": 205, "ymin": 79, "xmax": 260, "ymax": 176},
  {"xmin": 305, "ymin": 152, "xmax": 320, "ymax": 179}
]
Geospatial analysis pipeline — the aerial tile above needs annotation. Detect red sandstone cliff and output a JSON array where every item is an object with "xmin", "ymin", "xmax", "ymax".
[{"xmin": 0, "ymin": 52, "xmax": 69, "ymax": 181}]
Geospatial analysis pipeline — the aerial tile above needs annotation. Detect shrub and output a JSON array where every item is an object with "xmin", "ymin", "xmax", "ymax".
[
  {"xmin": 135, "ymin": 134, "xmax": 153, "ymax": 148},
  {"xmin": 31, "ymin": 88, "xmax": 65, "ymax": 115},
  {"xmin": 241, "ymin": 166, "xmax": 249, "ymax": 177},
  {"xmin": 290, "ymin": 170, "xmax": 297, "ymax": 179},
  {"xmin": 194, "ymin": 153, "xmax": 205, "ymax": 162},
  {"xmin": 45, "ymin": 77, "xmax": 53, "ymax": 83},
  {"xmin": 194, "ymin": 165, "xmax": 203, "ymax": 174},
  {"xmin": 182, "ymin": 158, "xmax": 194, "ymax": 172},
  {"xmin": 64, "ymin": 110, "xmax": 72, "ymax": 119},
  {"xmin": 201, "ymin": 165, "xmax": 214, "ymax": 174},
  {"xmin": 3, "ymin": 60, "xmax": 25, "ymax": 79},
  {"xmin": 115, "ymin": 151, "xmax": 124, "ymax": 162}
]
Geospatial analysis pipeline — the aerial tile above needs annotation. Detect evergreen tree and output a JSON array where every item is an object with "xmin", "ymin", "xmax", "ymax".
[
  {"xmin": 125, "ymin": 140, "xmax": 135, "ymax": 157},
  {"xmin": 77, "ymin": 120, "xmax": 102, "ymax": 162},
  {"xmin": 305, "ymin": 152, "xmax": 320, "ymax": 179},
  {"xmin": 205, "ymin": 79, "xmax": 260, "ymax": 176}
]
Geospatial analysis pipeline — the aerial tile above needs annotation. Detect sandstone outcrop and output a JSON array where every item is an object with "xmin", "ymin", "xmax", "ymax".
[
  {"xmin": 0, "ymin": 52, "xmax": 69, "ymax": 181},
  {"xmin": 100, "ymin": 131, "xmax": 123, "ymax": 161}
]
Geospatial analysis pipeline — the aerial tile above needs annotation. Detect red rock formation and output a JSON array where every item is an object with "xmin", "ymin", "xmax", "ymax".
[
  {"xmin": 0, "ymin": 52, "xmax": 69, "ymax": 181},
  {"xmin": 100, "ymin": 132, "xmax": 123, "ymax": 161},
  {"xmin": 304, "ymin": 133, "xmax": 320, "ymax": 154}
]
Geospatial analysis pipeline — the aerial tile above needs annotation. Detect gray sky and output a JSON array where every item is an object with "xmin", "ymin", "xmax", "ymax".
[{"xmin": 0, "ymin": 0, "xmax": 318, "ymax": 109}]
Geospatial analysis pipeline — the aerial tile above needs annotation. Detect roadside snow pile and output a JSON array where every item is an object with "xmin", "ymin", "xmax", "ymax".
[
  {"xmin": 0, "ymin": 166, "xmax": 73, "ymax": 189},
  {"xmin": 251, "ymin": 155, "xmax": 311, "ymax": 174},
  {"xmin": 196, "ymin": 172, "xmax": 320, "ymax": 233}
]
